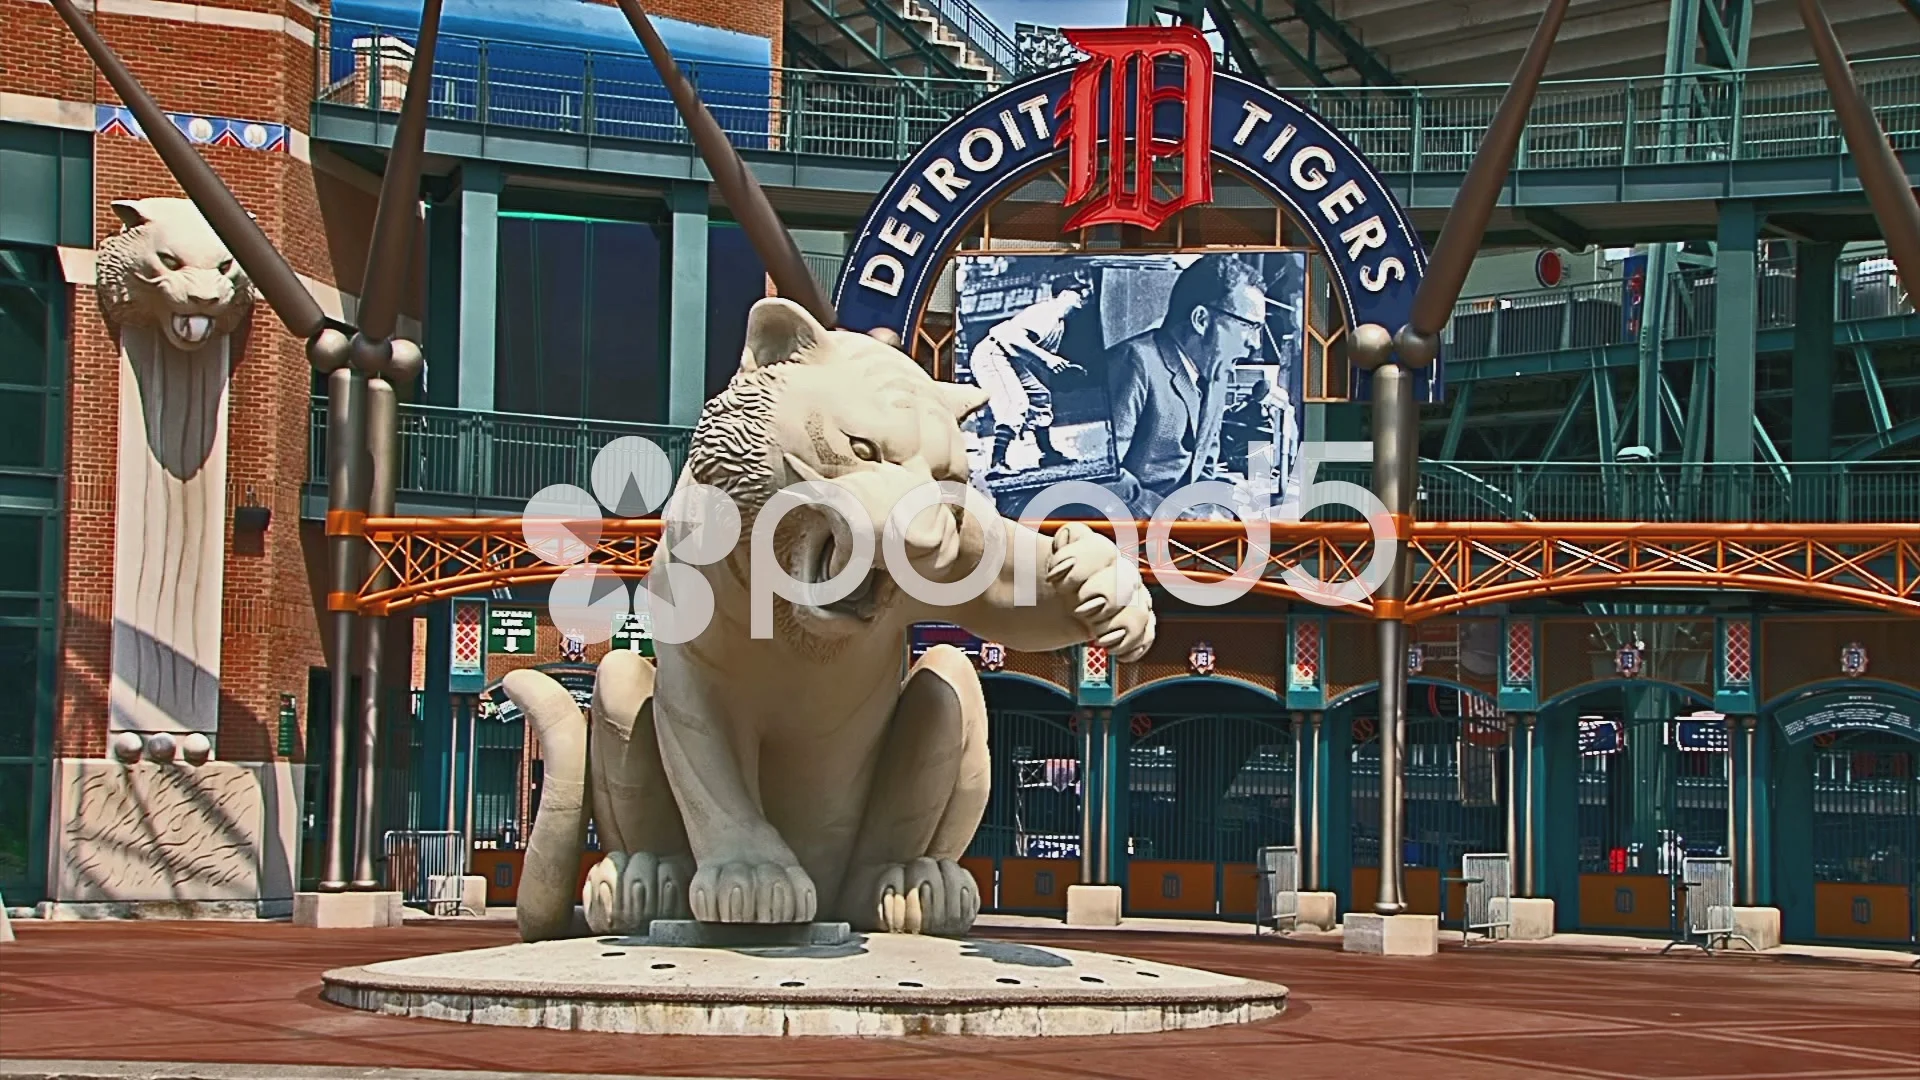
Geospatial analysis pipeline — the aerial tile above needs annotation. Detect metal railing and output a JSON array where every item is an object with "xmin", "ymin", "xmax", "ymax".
[
  {"xmin": 313, "ymin": 21, "xmax": 1920, "ymax": 171},
  {"xmin": 1667, "ymin": 856, "xmax": 1751, "ymax": 953},
  {"xmin": 1445, "ymin": 250, "xmax": 1911, "ymax": 360},
  {"xmin": 1379, "ymin": 462, "xmax": 1920, "ymax": 524},
  {"xmin": 1254, "ymin": 844, "xmax": 1300, "ymax": 934},
  {"xmin": 381, "ymin": 829, "xmax": 475, "ymax": 915},
  {"xmin": 910, "ymin": 0, "xmax": 1019, "ymax": 76},
  {"xmin": 308, "ymin": 403, "xmax": 1917, "ymax": 521},
  {"xmin": 309, "ymin": 400, "xmax": 691, "ymax": 510},
  {"xmin": 1458, "ymin": 853, "xmax": 1513, "ymax": 944}
]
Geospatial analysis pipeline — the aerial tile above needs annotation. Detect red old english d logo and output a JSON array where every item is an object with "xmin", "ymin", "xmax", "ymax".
[{"xmin": 1056, "ymin": 26, "xmax": 1213, "ymax": 232}]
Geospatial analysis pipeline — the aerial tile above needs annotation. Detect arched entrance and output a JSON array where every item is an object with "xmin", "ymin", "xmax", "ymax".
[
  {"xmin": 1549, "ymin": 681, "xmax": 1726, "ymax": 936},
  {"xmin": 1120, "ymin": 679, "xmax": 1294, "ymax": 920},
  {"xmin": 966, "ymin": 675, "xmax": 1080, "ymax": 914},
  {"xmin": 1769, "ymin": 683, "xmax": 1920, "ymax": 946},
  {"xmin": 1808, "ymin": 732, "xmax": 1918, "ymax": 943},
  {"xmin": 1339, "ymin": 682, "xmax": 1510, "ymax": 917}
]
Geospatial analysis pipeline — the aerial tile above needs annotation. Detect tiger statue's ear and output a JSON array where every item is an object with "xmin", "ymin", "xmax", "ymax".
[
  {"xmin": 111, "ymin": 199, "xmax": 154, "ymax": 229},
  {"xmin": 740, "ymin": 297, "xmax": 826, "ymax": 372}
]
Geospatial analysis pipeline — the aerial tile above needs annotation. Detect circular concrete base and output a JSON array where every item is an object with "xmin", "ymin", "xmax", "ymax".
[{"xmin": 321, "ymin": 933, "xmax": 1288, "ymax": 1037}]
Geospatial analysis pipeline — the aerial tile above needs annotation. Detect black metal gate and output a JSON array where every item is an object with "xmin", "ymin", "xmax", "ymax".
[
  {"xmin": 1574, "ymin": 713, "xmax": 1731, "ymax": 933},
  {"xmin": 1810, "ymin": 732, "xmax": 1918, "ymax": 944},
  {"xmin": 966, "ymin": 705, "xmax": 1081, "ymax": 912},
  {"xmin": 1351, "ymin": 696, "xmax": 1511, "ymax": 916},
  {"xmin": 1126, "ymin": 711, "xmax": 1294, "ymax": 918}
]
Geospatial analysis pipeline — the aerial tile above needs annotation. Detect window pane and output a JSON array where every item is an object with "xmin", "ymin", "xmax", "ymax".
[
  {"xmin": 0, "ymin": 389, "xmax": 45, "ymax": 467},
  {"xmin": 0, "ymin": 762, "xmax": 30, "ymax": 889},
  {"xmin": 0, "ymin": 517, "xmax": 43, "ymax": 593},
  {"xmin": 0, "ymin": 627, "xmax": 41, "ymax": 757},
  {"xmin": 0, "ymin": 284, "xmax": 49, "ymax": 387}
]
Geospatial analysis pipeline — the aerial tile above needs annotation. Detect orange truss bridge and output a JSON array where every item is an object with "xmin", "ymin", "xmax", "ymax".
[{"xmin": 347, "ymin": 519, "xmax": 1920, "ymax": 621}]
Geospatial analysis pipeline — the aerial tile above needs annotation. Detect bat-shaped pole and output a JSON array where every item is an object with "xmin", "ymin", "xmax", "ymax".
[
  {"xmin": 50, "ymin": 0, "xmax": 438, "ymax": 896},
  {"xmin": 1344, "ymin": 0, "xmax": 1569, "ymax": 916}
]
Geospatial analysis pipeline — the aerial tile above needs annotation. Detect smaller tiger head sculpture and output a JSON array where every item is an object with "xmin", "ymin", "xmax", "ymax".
[{"xmin": 95, "ymin": 197, "xmax": 254, "ymax": 352}]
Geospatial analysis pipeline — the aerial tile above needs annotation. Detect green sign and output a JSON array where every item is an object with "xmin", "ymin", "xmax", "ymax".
[
  {"xmin": 1775, "ymin": 689, "xmax": 1920, "ymax": 744},
  {"xmin": 611, "ymin": 611, "xmax": 654, "ymax": 658},
  {"xmin": 276, "ymin": 694, "xmax": 298, "ymax": 755},
  {"xmin": 488, "ymin": 606, "xmax": 538, "ymax": 656}
]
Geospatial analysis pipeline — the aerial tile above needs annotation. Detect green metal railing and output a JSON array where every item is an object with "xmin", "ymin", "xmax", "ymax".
[
  {"xmin": 314, "ymin": 19, "xmax": 1920, "ymax": 171},
  {"xmin": 1327, "ymin": 461, "xmax": 1920, "ymax": 524},
  {"xmin": 308, "ymin": 400, "xmax": 690, "ymax": 510},
  {"xmin": 1443, "ymin": 250, "xmax": 1911, "ymax": 361},
  {"xmin": 308, "ymin": 398, "xmax": 1918, "ymax": 522}
]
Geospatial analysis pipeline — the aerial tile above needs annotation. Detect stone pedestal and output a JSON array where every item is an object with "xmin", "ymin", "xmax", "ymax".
[
  {"xmin": 1066, "ymin": 884, "xmax": 1123, "ymax": 926},
  {"xmin": 1729, "ymin": 906, "xmax": 1781, "ymax": 951},
  {"xmin": 1342, "ymin": 912, "xmax": 1439, "ymax": 956},
  {"xmin": 647, "ymin": 920, "xmax": 850, "ymax": 947},
  {"xmin": 1509, "ymin": 897, "xmax": 1555, "ymax": 940},
  {"xmin": 294, "ymin": 891, "xmax": 405, "ymax": 928},
  {"xmin": 428, "ymin": 874, "xmax": 489, "ymax": 916},
  {"xmin": 1295, "ymin": 892, "xmax": 1337, "ymax": 932}
]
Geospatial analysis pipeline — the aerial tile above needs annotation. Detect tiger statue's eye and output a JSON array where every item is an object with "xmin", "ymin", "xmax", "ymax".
[
  {"xmin": 849, "ymin": 437, "xmax": 880, "ymax": 462},
  {"xmin": 158, "ymin": 252, "xmax": 182, "ymax": 270}
]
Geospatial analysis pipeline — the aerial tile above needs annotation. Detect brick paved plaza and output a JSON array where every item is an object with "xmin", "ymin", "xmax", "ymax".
[{"xmin": 2, "ymin": 922, "xmax": 1915, "ymax": 1080}]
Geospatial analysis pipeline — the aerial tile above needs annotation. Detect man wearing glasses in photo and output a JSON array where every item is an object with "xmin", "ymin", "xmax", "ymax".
[{"xmin": 1103, "ymin": 255, "xmax": 1270, "ymax": 519}]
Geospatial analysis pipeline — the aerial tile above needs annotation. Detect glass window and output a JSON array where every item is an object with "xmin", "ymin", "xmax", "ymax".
[
  {"xmin": 0, "ymin": 516, "xmax": 40, "ymax": 593},
  {"xmin": 0, "ymin": 284, "xmax": 49, "ymax": 388},
  {"xmin": 0, "ymin": 389, "xmax": 45, "ymax": 468},
  {"xmin": 706, "ymin": 224, "xmax": 767, "ymax": 399},
  {"xmin": 0, "ymin": 627, "xmax": 41, "ymax": 757},
  {"xmin": 0, "ymin": 762, "xmax": 31, "ymax": 888}
]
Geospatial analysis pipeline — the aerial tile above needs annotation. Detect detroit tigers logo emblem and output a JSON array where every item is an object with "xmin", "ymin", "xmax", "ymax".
[{"xmin": 1056, "ymin": 26, "xmax": 1214, "ymax": 232}]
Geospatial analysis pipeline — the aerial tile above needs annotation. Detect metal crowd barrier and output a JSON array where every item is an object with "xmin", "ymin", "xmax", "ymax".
[
  {"xmin": 1664, "ymin": 856, "xmax": 1753, "ymax": 954},
  {"xmin": 1254, "ymin": 845, "xmax": 1300, "ymax": 934},
  {"xmin": 1457, "ymin": 853, "xmax": 1514, "ymax": 945},
  {"xmin": 381, "ymin": 830, "xmax": 476, "ymax": 916}
]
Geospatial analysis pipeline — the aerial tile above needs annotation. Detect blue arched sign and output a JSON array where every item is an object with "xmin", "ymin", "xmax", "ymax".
[{"xmin": 834, "ymin": 56, "xmax": 1437, "ymax": 402}]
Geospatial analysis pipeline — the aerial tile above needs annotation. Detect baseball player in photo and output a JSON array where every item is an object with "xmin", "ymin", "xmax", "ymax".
[{"xmin": 968, "ymin": 272, "xmax": 1091, "ymax": 476}]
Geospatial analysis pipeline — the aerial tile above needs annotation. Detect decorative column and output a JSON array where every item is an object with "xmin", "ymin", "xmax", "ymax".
[
  {"xmin": 100, "ymin": 198, "xmax": 250, "ymax": 750},
  {"xmin": 1065, "ymin": 645, "xmax": 1121, "ymax": 925}
]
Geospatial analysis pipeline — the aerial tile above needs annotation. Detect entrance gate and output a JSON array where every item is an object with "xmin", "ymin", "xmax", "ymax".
[
  {"xmin": 1810, "ymin": 732, "xmax": 1918, "ymax": 944},
  {"xmin": 1575, "ymin": 713, "xmax": 1732, "ymax": 934},
  {"xmin": 1351, "ymin": 697, "xmax": 1511, "ymax": 918},
  {"xmin": 964, "ymin": 708, "xmax": 1081, "ymax": 914},
  {"xmin": 1126, "ymin": 712, "xmax": 1295, "ymax": 919}
]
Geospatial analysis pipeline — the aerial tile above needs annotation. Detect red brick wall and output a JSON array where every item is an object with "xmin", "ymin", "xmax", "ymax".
[{"xmin": 24, "ymin": 4, "xmax": 417, "ymax": 765}]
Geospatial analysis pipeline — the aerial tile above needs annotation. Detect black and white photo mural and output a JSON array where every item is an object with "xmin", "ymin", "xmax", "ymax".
[{"xmin": 952, "ymin": 251, "xmax": 1307, "ymax": 521}]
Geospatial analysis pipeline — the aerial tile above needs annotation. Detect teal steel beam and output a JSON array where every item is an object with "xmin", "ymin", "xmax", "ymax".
[
  {"xmin": 1840, "ymin": 415, "xmax": 1920, "ymax": 460},
  {"xmin": 1852, "ymin": 344, "xmax": 1894, "ymax": 437},
  {"xmin": 664, "ymin": 181, "xmax": 709, "ymax": 428},
  {"xmin": 795, "ymin": 0, "xmax": 971, "ymax": 81},
  {"xmin": 1204, "ymin": 0, "xmax": 1271, "ymax": 82},
  {"xmin": 1634, "ymin": 244, "xmax": 1672, "ymax": 456},
  {"xmin": 1281, "ymin": 0, "xmax": 1401, "ymax": 86},
  {"xmin": 1540, "ymin": 374, "xmax": 1592, "ymax": 463},
  {"xmin": 1439, "ymin": 381, "xmax": 1475, "ymax": 460},
  {"xmin": 1593, "ymin": 367, "xmax": 1620, "ymax": 458},
  {"xmin": 1515, "ymin": 207, "xmax": 1590, "ymax": 251},
  {"xmin": 1681, "ymin": 356, "xmax": 1712, "ymax": 463},
  {"xmin": 454, "ymin": 162, "xmax": 500, "ymax": 412},
  {"xmin": 1213, "ymin": 0, "xmax": 1331, "ymax": 87},
  {"xmin": 1711, "ymin": 201, "xmax": 1759, "ymax": 462},
  {"xmin": 1790, "ymin": 242, "xmax": 1840, "ymax": 460}
]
